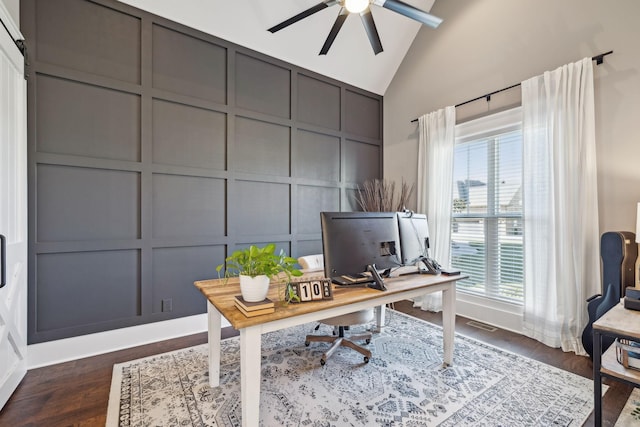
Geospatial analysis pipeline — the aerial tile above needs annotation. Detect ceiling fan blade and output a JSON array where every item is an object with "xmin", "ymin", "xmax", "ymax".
[
  {"xmin": 360, "ymin": 8, "xmax": 383, "ymax": 55},
  {"xmin": 378, "ymin": 0, "xmax": 443, "ymax": 28},
  {"xmin": 319, "ymin": 8, "xmax": 349, "ymax": 55},
  {"xmin": 268, "ymin": 0, "xmax": 338, "ymax": 33}
]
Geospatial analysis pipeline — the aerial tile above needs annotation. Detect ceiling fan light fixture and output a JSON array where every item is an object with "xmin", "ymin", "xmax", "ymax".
[
  {"xmin": 268, "ymin": 0, "xmax": 443, "ymax": 55},
  {"xmin": 344, "ymin": 0, "xmax": 369, "ymax": 14}
]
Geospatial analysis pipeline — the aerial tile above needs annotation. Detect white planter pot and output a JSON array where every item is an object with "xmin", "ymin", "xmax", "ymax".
[{"xmin": 239, "ymin": 274, "xmax": 270, "ymax": 302}]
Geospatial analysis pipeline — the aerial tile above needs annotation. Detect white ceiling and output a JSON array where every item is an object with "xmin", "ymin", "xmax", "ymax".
[{"xmin": 117, "ymin": 0, "xmax": 437, "ymax": 95}]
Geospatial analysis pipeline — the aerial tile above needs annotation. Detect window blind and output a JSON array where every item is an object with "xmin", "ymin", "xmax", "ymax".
[{"xmin": 451, "ymin": 109, "xmax": 523, "ymax": 303}]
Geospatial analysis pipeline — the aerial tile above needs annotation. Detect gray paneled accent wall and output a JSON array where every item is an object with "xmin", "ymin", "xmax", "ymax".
[{"xmin": 22, "ymin": 0, "xmax": 383, "ymax": 343}]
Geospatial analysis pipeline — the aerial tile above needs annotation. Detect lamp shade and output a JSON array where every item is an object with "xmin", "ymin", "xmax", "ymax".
[{"xmin": 636, "ymin": 202, "xmax": 640, "ymax": 243}]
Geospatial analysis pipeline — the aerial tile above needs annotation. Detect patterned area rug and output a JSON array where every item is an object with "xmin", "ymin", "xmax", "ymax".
[
  {"xmin": 107, "ymin": 310, "xmax": 597, "ymax": 426},
  {"xmin": 616, "ymin": 388, "xmax": 640, "ymax": 426}
]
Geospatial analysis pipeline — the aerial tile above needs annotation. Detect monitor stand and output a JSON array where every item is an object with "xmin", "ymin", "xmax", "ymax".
[
  {"xmin": 399, "ymin": 256, "xmax": 441, "ymax": 276},
  {"xmin": 366, "ymin": 264, "xmax": 387, "ymax": 291},
  {"xmin": 418, "ymin": 256, "xmax": 441, "ymax": 275}
]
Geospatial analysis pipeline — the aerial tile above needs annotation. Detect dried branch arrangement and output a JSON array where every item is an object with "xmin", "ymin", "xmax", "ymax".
[{"xmin": 355, "ymin": 179, "xmax": 414, "ymax": 212}]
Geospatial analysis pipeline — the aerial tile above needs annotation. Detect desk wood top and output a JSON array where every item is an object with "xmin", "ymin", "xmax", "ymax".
[
  {"xmin": 593, "ymin": 302, "xmax": 640, "ymax": 341},
  {"xmin": 194, "ymin": 270, "xmax": 465, "ymax": 330}
]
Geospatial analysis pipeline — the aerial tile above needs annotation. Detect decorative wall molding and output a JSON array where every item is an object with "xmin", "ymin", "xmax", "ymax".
[{"xmin": 22, "ymin": 0, "xmax": 383, "ymax": 345}]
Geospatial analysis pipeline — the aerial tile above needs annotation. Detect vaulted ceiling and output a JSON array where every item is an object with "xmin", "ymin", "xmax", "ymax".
[{"xmin": 117, "ymin": 0, "xmax": 437, "ymax": 95}]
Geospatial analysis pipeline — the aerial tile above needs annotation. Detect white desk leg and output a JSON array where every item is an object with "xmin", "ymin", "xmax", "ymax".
[
  {"xmin": 207, "ymin": 302, "xmax": 222, "ymax": 387},
  {"xmin": 374, "ymin": 304, "xmax": 386, "ymax": 332},
  {"xmin": 442, "ymin": 283, "xmax": 456, "ymax": 366},
  {"xmin": 240, "ymin": 326, "xmax": 262, "ymax": 427}
]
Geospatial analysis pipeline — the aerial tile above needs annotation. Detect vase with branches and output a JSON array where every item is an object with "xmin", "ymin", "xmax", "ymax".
[{"xmin": 355, "ymin": 178, "xmax": 414, "ymax": 212}]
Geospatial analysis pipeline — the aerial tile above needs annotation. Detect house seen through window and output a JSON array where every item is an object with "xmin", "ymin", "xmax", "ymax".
[{"xmin": 450, "ymin": 107, "xmax": 524, "ymax": 303}]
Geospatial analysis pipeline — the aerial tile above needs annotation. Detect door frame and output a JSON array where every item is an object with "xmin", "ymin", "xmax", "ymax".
[{"xmin": 0, "ymin": 2, "xmax": 28, "ymax": 411}]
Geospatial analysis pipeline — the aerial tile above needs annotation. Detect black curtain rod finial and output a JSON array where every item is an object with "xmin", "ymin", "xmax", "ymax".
[{"xmin": 594, "ymin": 50, "xmax": 613, "ymax": 65}]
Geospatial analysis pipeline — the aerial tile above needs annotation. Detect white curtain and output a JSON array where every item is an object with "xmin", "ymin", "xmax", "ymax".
[
  {"xmin": 521, "ymin": 57, "xmax": 600, "ymax": 355},
  {"xmin": 414, "ymin": 106, "xmax": 456, "ymax": 312}
]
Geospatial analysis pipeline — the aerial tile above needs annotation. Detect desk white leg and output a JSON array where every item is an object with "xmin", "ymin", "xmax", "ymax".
[
  {"xmin": 240, "ymin": 326, "xmax": 262, "ymax": 427},
  {"xmin": 442, "ymin": 283, "xmax": 456, "ymax": 366},
  {"xmin": 374, "ymin": 305, "xmax": 386, "ymax": 332},
  {"xmin": 207, "ymin": 302, "xmax": 222, "ymax": 387}
]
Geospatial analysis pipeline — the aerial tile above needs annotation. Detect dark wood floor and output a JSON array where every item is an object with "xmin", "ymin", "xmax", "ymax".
[{"xmin": 0, "ymin": 300, "xmax": 631, "ymax": 426}]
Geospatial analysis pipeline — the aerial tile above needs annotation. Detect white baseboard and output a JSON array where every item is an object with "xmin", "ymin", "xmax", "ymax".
[
  {"xmin": 27, "ymin": 315, "xmax": 231, "ymax": 369},
  {"xmin": 26, "ymin": 295, "xmax": 520, "ymax": 369}
]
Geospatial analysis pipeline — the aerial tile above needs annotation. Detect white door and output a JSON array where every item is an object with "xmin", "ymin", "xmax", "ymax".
[{"xmin": 0, "ymin": 7, "xmax": 28, "ymax": 411}]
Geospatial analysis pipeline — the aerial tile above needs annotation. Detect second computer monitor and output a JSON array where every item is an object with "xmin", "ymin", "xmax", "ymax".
[{"xmin": 397, "ymin": 212, "xmax": 431, "ymax": 266}]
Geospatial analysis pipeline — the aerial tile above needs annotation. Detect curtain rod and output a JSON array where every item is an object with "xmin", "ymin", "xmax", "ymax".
[{"xmin": 410, "ymin": 50, "xmax": 613, "ymax": 123}]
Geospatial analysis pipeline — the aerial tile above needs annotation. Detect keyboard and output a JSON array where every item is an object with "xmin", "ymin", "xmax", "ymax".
[{"xmin": 331, "ymin": 274, "xmax": 374, "ymax": 286}]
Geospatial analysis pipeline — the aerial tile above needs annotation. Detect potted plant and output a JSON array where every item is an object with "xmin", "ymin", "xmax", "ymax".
[{"xmin": 216, "ymin": 243, "xmax": 302, "ymax": 302}]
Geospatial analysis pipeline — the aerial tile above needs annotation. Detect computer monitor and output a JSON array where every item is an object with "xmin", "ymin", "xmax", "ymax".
[
  {"xmin": 320, "ymin": 211, "xmax": 402, "ymax": 288},
  {"xmin": 397, "ymin": 211, "xmax": 441, "ymax": 274},
  {"xmin": 397, "ymin": 211, "xmax": 430, "ymax": 265}
]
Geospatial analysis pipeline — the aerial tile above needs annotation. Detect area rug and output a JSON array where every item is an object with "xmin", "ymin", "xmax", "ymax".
[
  {"xmin": 107, "ymin": 310, "xmax": 597, "ymax": 426},
  {"xmin": 615, "ymin": 388, "xmax": 640, "ymax": 426}
]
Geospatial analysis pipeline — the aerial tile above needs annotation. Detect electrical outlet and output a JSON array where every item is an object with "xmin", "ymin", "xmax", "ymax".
[{"xmin": 162, "ymin": 298, "xmax": 173, "ymax": 312}]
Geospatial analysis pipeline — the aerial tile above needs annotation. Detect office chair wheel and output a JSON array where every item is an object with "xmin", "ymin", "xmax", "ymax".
[
  {"xmin": 304, "ymin": 340, "xmax": 310, "ymax": 346},
  {"xmin": 364, "ymin": 356, "xmax": 369, "ymax": 363},
  {"xmin": 320, "ymin": 358, "xmax": 326, "ymax": 366}
]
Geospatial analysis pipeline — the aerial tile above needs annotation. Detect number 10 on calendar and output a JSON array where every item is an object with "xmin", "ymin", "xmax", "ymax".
[{"xmin": 286, "ymin": 279, "xmax": 333, "ymax": 302}]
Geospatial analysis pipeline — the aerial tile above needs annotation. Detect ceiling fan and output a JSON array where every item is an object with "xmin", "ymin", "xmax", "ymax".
[{"xmin": 268, "ymin": 0, "xmax": 443, "ymax": 55}]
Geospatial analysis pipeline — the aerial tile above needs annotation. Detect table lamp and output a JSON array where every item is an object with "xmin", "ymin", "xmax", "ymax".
[{"xmin": 636, "ymin": 202, "xmax": 640, "ymax": 288}]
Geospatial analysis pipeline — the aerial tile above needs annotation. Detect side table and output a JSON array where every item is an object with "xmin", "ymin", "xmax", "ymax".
[{"xmin": 593, "ymin": 302, "xmax": 640, "ymax": 426}]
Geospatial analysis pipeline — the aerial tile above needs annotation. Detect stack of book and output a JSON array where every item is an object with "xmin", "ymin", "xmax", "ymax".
[{"xmin": 234, "ymin": 296, "xmax": 275, "ymax": 317}]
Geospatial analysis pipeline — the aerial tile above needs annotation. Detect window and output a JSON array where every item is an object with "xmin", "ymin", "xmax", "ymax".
[{"xmin": 451, "ymin": 108, "xmax": 523, "ymax": 303}]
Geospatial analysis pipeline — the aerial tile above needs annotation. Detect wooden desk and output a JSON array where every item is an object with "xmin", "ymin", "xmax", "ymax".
[
  {"xmin": 593, "ymin": 302, "xmax": 640, "ymax": 426},
  {"xmin": 194, "ymin": 270, "xmax": 465, "ymax": 427}
]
